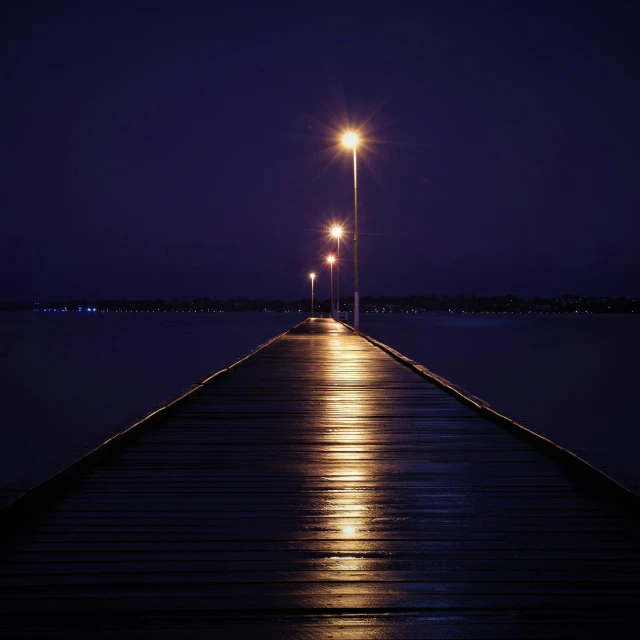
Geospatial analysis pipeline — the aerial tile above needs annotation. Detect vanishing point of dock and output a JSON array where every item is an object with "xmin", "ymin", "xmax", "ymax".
[{"xmin": 1, "ymin": 318, "xmax": 639, "ymax": 638}]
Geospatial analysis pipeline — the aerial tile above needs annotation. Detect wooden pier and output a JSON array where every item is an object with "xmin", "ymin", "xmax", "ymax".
[{"xmin": 1, "ymin": 318, "xmax": 639, "ymax": 638}]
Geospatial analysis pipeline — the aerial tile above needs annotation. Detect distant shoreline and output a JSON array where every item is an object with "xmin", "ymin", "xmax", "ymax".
[{"xmin": 1, "ymin": 293, "xmax": 638, "ymax": 315}]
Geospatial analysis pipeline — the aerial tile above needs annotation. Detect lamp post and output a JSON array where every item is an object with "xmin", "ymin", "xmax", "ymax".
[
  {"xmin": 309, "ymin": 273, "xmax": 316, "ymax": 317},
  {"xmin": 341, "ymin": 131, "xmax": 359, "ymax": 332},
  {"xmin": 327, "ymin": 256, "xmax": 335, "ymax": 319},
  {"xmin": 331, "ymin": 225, "xmax": 342, "ymax": 318}
]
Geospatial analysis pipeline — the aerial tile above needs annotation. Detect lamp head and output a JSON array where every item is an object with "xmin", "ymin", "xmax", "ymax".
[
  {"xmin": 331, "ymin": 225, "xmax": 342, "ymax": 238},
  {"xmin": 341, "ymin": 131, "xmax": 359, "ymax": 149},
  {"xmin": 327, "ymin": 255, "xmax": 335, "ymax": 264}
]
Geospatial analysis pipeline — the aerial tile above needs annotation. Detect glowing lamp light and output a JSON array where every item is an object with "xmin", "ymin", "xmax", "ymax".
[
  {"xmin": 343, "ymin": 525, "xmax": 356, "ymax": 536},
  {"xmin": 342, "ymin": 131, "xmax": 359, "ymax": 148},
  {"xmin": 327, "ymin": 255, "xmax": 335, "ymax": 264},
  {"xmin": 310, "ymin": 273, "xmax": 316, "ymax": 280},
  {"xmin": 331, "ymin": 225, "xmax": 342, "ymax": 238}
]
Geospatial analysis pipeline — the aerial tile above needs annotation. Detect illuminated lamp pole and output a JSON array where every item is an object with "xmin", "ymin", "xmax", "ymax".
[
  {"xmin": 331, "ymin": 225, "xmax": 342, "ymax": 318},
  {"xmin": 327, "ymin": 255, "xmax": 335, "ymax": 319},
  {"xmin": 309, "ymin": 273, "xmax": 316, "ymax": 317},
  {"xmin": 341, "ymin": 131, "xmax": 360, "ymax": 332}
]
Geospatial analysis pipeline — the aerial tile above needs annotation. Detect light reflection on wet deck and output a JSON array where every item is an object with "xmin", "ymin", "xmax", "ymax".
[{"xmin": 1, "ymin": 318, "xmax": 640, "ymax": 638}]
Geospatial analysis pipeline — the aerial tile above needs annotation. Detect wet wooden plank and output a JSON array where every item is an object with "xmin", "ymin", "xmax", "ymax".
[
  {"xmin": 1, "ymin": 318, "xmax": 640, "ymax": 638},
  {"xmin": 2, "ymin": 611, "xmax": 635, "ymax": 640}
]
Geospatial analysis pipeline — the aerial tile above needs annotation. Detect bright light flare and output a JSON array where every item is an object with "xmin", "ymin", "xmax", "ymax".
[
  {"xmin": 327, "ymin": 255, "xmax": 335, "ymax": 264},
  {"xmin": 331, "ymin": 225, "xmax": 343, "ymax": 238},
  {"xmin": 309, "ymin": 273, "xmax": 316, "ymax": 280},
  {"xmin": 342, "ymin": 131, "xmax": 359, "ymax": 148}
]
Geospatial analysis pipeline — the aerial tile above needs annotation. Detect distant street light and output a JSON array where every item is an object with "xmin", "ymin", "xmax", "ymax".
[
  {"xmin": 331, "ymin": 225, "xmax": 343, "ymax": 318},
  {"xmin": 341, "ymin": 131, "xmax": 360, "ymax": 332},
  {"xmin": 309, "ymin": 273, "xmax": 316, "ymax": 317},
  {"xmin": 327, "ymin": 256, "xmax": 335, "ymax": 319}
]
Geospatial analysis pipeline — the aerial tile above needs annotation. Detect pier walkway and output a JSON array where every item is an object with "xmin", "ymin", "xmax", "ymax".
[{"xmin": 1, "ymin": 318, "xmax": 640, "ymax": 638}]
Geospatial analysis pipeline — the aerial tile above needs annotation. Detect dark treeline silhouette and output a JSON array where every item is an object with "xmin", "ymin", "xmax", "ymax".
[
  {"xmin": 358, "ymin": 293, "xmax": 640, "ymax": 314},
  {"xmin": 2, "ymin": 293, "xmax": 639, "ymax": 314}
]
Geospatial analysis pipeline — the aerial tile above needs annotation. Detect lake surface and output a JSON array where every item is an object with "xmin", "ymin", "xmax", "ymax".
[
  {"xmin": 360, "ymin": 312, "xmax": 640, "ymax": 491},
  {"xmin": 0, "ymin": 312, "xmax": 301, "ymax": 487},
  {"xmin": 1, "ymin": 311, "xmax": 638, "ymax": 492}
]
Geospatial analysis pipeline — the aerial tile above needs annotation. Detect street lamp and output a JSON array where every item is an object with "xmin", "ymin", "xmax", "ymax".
[
  {"xmin": 331, "ymin": 225, "xmax": 342, "ymax": 318},
  {"xmin": 309, "ymin": 273, "xmax": 316, "ymax": 317},
  {"xmin": 327, "ymin": 255, "xmax": 335, "ymax": 319},
  {"xmin": 341, "ymin": 131, "xmax": 360, "ymax": 332}
]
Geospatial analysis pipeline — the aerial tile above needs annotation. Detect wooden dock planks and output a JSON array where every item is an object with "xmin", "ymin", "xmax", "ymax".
[{"xmin": 1, "ymin": 317, "xmax": 639, "ymax": 638}]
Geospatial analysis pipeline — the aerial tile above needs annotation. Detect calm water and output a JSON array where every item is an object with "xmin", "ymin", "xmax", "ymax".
[
  {"xmin": 360, "ymin": 312, "xmax": 640, "ymax": 491},
  {"xmin": 0, "ymin": 312, "xmax": 301, "ymax": 487},
  {"xmin": 1, "ymin": 311, "xmax": 638, "ymax": 491}
]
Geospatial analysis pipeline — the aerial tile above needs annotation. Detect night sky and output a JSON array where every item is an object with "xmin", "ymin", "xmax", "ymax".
[{"xmin": 3, "ymin": 1, "xmax": 639, "ymax": 302}]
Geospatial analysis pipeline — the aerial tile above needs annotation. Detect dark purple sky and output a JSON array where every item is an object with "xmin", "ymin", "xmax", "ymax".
[{"xmin": 3, "ymin": 1, "xmax": 639, "ymax": 301}]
